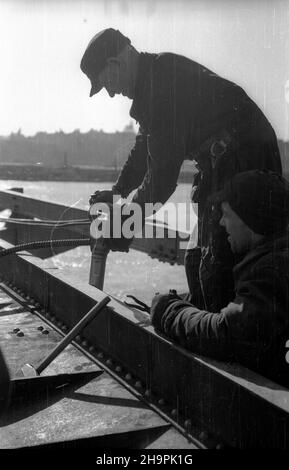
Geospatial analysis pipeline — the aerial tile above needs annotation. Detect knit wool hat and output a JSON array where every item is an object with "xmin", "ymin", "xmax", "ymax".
[{"xmin": 212, "ymin": 170, "xmax": 289, "ymax": 235}]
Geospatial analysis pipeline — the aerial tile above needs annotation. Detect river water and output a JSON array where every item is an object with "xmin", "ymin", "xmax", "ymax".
[{"xmin": 0, "ymin": 180, "xmax": 197, "ymax": 304}]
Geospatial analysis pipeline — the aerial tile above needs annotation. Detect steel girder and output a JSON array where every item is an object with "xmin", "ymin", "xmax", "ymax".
[{"xmin": 0, "ymin": 241, "xmax": 289, "ymax": 448}]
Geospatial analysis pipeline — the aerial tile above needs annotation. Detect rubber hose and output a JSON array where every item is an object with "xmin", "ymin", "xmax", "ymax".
[{"xmin": 0, "ymin": 238, "xmax": 90, "ymax": 257}]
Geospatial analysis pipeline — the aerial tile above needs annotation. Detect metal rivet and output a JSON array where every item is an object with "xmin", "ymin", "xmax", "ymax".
[
  {"xmin": 61, "ymin": 325, "xmax": 68, "ymax": 333},
  {"xmin": 106, "ymin": 359, "xmax": 113, "ymax": 367},
  {"xmin": 88, "ymin": 346, "xmax": 95, "ymax": 353},
  {"xmin": 76, "ymin": 335, "xmax": 81, "ymax": 343},
  {"xmin": 115, "ymin": 365, "xmax": 122, "ymax": 373},
  {"xmin": 40, "ymin": 309, "xmax": 45, "ymax": 315},
  {"xmin": 135, "ymin": 381, "xmax": 143, "ymax": 389},
  {"xmin": 144, "ymin": 389, "xmax": 151, "ymax": 398},
  {"xmin": 13, "ymin": 328, "xmax": 20, "ymax": 333},
  {"xmin": 37, "ymin": 326, "xmax": 44, "ymax": 331},
  {"xmin": 17, "ymin": 331, "xmax": 24, "ymax": 337},
  {"xmin": 125, "ymin": 373, "xmax": 132, "ymax": 381},
  {"xmin": 35, "ymin": 303, "xmax": 40, "ymax": 308},
  {"xmin": 97, "ymin": 352, "xmax": 104, "ymax": 359},
  {"xmin": 171, "ymin": 409, "xmax": 177, "ymax": 418},
  {"xmin": 50, "ymin": 316, "xmax": 56, "ymax": 322},
  {"xmin": 184, "ymin": 419, "xmax": 191, "ymax": 429},
  {"xmin": 42, "ymin": 330, "xmax": 49, "ymax": 335},
  {"xmin": 216, "ymin": 443, "xmax": 225, "ymax": 449},
  {"xmin": 158, "ymin": 398, "xmax": 166, "ymax": 406},
  {"xmin": 82, "ymin": 340, "xmax": 88, "ymax": 348},
  {"xmin": 199, "ymin": 431, "xmax": 208, "ymax": 441},
  {"xmin": 57, "ymin": 321, "xmax": 63, "ymax": 328}
]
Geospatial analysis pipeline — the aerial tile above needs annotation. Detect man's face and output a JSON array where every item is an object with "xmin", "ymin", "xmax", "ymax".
[
  {"xmin": 95, "ymin": 58, "xmax": 131, "ymax": 98},
  {"xmin": 219, "ymin": 202, "xmax": 253, "ymax": 254}
]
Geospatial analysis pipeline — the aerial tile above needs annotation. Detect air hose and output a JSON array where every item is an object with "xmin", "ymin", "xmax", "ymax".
[
  {"xmin": 0, "ymin": 217, "xmax": 90, "ymax": 227},
  {"xmin": 0, "ymin": 238, "xmax": 90, "ymax": 258}
]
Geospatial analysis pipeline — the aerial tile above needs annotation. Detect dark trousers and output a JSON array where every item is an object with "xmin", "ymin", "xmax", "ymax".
[{"xmin": 184, "ymin": 225, "xmax": 236, "ymax": 312}]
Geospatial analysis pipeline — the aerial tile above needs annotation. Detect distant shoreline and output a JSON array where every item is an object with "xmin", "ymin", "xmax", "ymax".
[
  {"xmin": 0, "ymin": 163, "xmax": 196, "ymax": 184},
  {"xmin": 0, "ymin": 163, "xmax": 287, "ymax": 184}
]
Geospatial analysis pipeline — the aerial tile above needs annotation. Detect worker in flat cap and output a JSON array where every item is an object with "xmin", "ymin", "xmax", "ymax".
[
  {"xmin": 81, "ymin": 28, "xmax": 282, "ymax": 312},
  {"xmin": 150, "ymin": 170, "xmax": 289, "ymax": 386}
]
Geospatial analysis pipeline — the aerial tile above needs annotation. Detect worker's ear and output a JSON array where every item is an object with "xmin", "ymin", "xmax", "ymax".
[
  {"xmin": 107, "ymin": 56, "xmax": 128, "ymax": 74},
  {"xmin": 107, "ymin": 57, "xmax": 121, "ymax": 68}
]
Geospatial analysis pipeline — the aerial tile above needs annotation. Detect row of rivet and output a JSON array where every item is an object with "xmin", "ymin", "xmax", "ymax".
[
  {"xmin": 70, "ymin": 338, "xmax": 224, "ymax": 448},
  {"xmin": 0, "ymin": 279, "xmax": 71, "ymax": 338}
]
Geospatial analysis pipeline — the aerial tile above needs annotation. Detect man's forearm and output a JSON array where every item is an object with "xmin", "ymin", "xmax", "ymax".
[
  {"xmin": 130, "ymin": 155, "xmax": 183, "ymax": 216},
  {"xmin": 151, "ymin": 297, "xmax": 233, "ymax": 360},
  {"xmin": 112, "ymin": 132, "xmax": 148, "ymax": 198}
]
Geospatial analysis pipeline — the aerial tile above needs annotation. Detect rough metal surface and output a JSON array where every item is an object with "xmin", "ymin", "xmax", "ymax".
[
  {"xmin": 0, "ymin": 310, "xmax": 96, "ymax": 378},
  {"xmin": 1, "ymin": 372, "xmax": 174, "ymax": 449},
  {"xmin": 146, "ymin": 428, "xmax": 201, "ymax": 450},
  {"xmin": 0, "ymin": 287, "xmax": 200, "ymax": 449}
]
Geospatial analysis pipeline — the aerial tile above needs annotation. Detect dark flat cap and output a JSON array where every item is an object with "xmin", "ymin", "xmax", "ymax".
[
  {"xmin": 80, "ymin": 28, "xmax": 131, "ymax": 97},
  {"xmin": 212, "ymin": 170, "xmax": 289, "ymax": 235}
]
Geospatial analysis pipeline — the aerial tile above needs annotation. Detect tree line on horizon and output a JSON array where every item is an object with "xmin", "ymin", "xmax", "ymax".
[{"xmin": 0, "ymin": 126, "xmax": 288, "ymax": 174}]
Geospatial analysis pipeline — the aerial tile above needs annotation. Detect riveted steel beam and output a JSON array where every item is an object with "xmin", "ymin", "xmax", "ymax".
[{"xmin": 1, "ymin": 240, "xmax": 289, "ymax": 448}]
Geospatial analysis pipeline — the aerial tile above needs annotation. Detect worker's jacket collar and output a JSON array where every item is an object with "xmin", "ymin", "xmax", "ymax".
[
  {"xmin": 130, "ymin": 52, "xmax": 157, "ymax": 124},
  {"xmin": 234, "ymin": 231, "xmax": 289, "ymax": 276}
]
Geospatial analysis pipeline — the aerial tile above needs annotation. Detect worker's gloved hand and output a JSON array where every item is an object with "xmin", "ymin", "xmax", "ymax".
[
  {"xmin": 88, "ymin": 190, "xmax": 121, "ymax": 222},
  {"xmin": 89, "ymin": 189, "xmax": 119, "ymax": 206},
  {"xmin": 150, "ymin": 291, "xmax": 181, "ymax": 330}
]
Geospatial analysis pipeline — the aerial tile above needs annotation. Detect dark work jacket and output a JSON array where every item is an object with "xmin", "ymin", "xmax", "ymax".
[
  {"xmin": 151, "ymin": 234, "xmax": 289, "ymax": 387},
  {"xmin": 113, "ymin": 52, "xmax": 282, "ymax": 209}
]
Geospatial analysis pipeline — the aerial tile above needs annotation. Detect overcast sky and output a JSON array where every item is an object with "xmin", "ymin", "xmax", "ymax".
[{"xmin": 0, "ymin": 0, "xmax": 288, "ymax": 139}]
